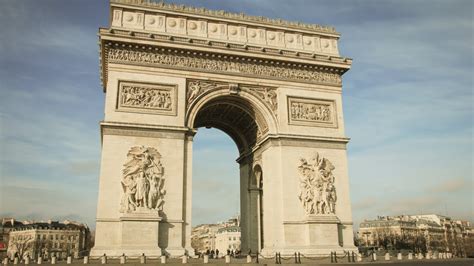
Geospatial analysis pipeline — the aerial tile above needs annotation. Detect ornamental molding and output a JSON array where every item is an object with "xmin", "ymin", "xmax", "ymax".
[
  {"xmin": 110, "ymin": 0, "xmax": 338, "ymax": 35},
  {"xmin": 298, "ymin": 152, "xmax": 337, "ymax": 215},
  {"xmin": 120, "ymin": 146, "xmax": 166, "ymax": 214},
  {"xmin": 104, "ymin": 43, "xmax": 342, "ymax": 89},
  {"xmin": 288, "ymin": 96, "xmax": 338, "ymax": 128},
  {"xmin": 117, "ymin": 80, "xmax": 177, "ymax": 116},
  {"xmin": 186, "ymin": 79, "xmax": 278, "ymax": 118}
]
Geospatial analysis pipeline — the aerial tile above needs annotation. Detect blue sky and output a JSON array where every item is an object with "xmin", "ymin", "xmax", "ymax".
[{"xmin": 0, "ymin": 0, "xmax": 472, "ymax": 229}]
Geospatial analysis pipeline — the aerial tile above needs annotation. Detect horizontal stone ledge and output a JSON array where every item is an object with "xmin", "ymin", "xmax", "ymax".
[
  {"xmin": 283, "ymin": 215, "xmax": 341, "ymax": 224},
  {"xmin": 100, "ymin": 29, "xmax": 350, "ymax": 67},
  {"xmin": 96, "ymin": 218, "xmax": 184, "ymax": 223}
]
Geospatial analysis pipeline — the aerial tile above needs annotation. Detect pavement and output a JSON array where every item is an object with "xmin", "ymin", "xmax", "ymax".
[{"xmin": 4, "ymin": 257, "xmax": 474, "ymax": 266}]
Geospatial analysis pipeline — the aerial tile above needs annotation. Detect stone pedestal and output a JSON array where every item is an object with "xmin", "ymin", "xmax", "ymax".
[
  {"xmin": 276, "ymin": 215, "xmax": 355, "ymax": 256},
  {"xmin": 92, "ymin": 210, "xmax": 163, "ymax": 257},
  {"xmin": 121, "ymin": 212, "xmax": 162, "ymax": 255}
]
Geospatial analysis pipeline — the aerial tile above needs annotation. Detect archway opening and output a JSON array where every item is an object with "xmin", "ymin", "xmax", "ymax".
[{"xmin": 190, "ymin": 95, "xmax": 268, "ymax": 255}]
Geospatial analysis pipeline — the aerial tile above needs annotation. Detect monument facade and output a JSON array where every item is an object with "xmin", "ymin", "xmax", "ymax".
[{"xmin": 92, "ymin": 0, "xmax": 355, "ymax": 257}]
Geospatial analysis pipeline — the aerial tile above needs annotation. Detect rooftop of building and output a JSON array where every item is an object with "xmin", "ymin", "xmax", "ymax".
[
  {"xmin": 217, "ymin": 225, "xmax": 240, "ymax": 233},
  {"xmin": 1, "ymin": 218, "xmax": 24, "ymax": 228},
  {"xmin": 3, "ymin": 219, "xmax": 89, "ymax": 232}
]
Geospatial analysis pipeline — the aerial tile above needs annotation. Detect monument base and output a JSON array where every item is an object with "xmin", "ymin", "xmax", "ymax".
[
  {"xmin": 260, "ymin": 215, "xmax": 357, "ymax": 257},
  {"xmin": 91, "ymin": 210, "xmax": 163, "ymax": 257}
]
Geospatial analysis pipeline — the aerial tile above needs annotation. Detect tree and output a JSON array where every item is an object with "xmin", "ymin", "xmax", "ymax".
[
  {"xmin": 33, "ymin": 238, "xmax": 53, "ymax": 259},
  {"xmin": 8, "ymin": 235, "xmax": 33, "ymax": 259}
]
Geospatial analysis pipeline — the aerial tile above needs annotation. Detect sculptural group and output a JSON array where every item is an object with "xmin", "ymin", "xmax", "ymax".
[{"xmin": 120, "ymin": 146, "xmax": 166, "ymax": 213}]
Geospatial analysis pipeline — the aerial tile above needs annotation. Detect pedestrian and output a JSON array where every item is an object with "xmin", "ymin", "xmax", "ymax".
[
  {"xmin": 216, "ymin": 249, "xmax": 219, "ymax": 258},
  {"xmin": 210, "ymin": 250, "xmax": 215, "ymax": 259}
]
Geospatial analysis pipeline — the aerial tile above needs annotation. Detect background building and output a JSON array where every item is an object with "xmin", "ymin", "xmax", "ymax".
[
  {"xmin": 357, "ymin": 214, "xmax": 473, "ymax": 256},
  {"xmin": 6, "ymin": 220, "xmax": 90, "ymax": 260},
  {"xmin": 0, "ymin": 219, "xmax": 24, "ymax": 259},
  {"xmin": 191, "ymin": 216, "xmax": 240, "ymax": 256},
  {"xmin": 215, "ymin": 226, "xmax": 241, "ymax": 256}
]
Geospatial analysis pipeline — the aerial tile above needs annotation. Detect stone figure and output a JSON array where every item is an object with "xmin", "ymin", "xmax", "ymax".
[
  {"xmin": 297, "ymin": 152, "xmax": 337, "ymax": 215},
  {"xmin": 120, "ymin": 146, "xmax": 166, "ymax": 213},
  {"xmin": 135, "ymin": 172, "xmax": 148, "ymax": 207},
  {"xmin": 121, "ymin": 176, "xmax": 137, "ymax": 212}
]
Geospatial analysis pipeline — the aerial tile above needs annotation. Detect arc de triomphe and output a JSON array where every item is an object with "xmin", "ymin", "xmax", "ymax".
[{"xmin": 91, "ymin": 0, "xmax": 356, "ymax": 257}]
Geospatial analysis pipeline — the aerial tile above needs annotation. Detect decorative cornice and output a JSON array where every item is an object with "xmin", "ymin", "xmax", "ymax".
[
  {"xmin": 110, "ymin": 0, "xmax": 338, "ymax": 35},
  {"xmin": 101, "ymin": 40, "xmax": 344, "ymax": 91}
]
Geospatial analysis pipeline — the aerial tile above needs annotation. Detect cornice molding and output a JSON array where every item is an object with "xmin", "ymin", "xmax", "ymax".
[{"xmin": 100, "ymin": 39, "xmax": 347, "ymax": 91}]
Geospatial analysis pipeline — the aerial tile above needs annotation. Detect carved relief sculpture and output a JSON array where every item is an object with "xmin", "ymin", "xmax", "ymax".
[
  {"xmin": 291, "ymin": 102, "xmax": 330, "ymax": 122},
  {"xmin": 108, "ymin": 47, "xmax": 342, "ymax": 85},
  {"xmin": 247, "ymin": 87, "xmax": 278, "ymax": 114},
  {"xmin": 186, "ymin": 80, "xmax": 222, "ymax": 103},
  {"xmin": 117, "ymin": 81, "xmax": 177, "ymax": 115},
  {"xmin": 297, "ymin": 152, "xmax": 337, "ymax": 215},
  {"xmin": 187, "ymin": 79, "xmax": 278, "ymax": 118},
  {"xmin": 288, "ymin": 97, "xmax": 337, "ymax": 127},
  {"xmin": 120, "ymin": 146, "xmax": 166, "ymax": 213}
]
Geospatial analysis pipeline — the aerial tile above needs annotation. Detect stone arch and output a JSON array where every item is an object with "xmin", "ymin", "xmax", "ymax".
[{"xmin": 186, "ymin": 87, "xmax": 278, "ymax": 155}]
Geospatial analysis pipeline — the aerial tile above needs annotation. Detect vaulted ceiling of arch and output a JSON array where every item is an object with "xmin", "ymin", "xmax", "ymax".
[{"xmin": 193, "ymin": 97, "xmax": 268, "ymax": 154}]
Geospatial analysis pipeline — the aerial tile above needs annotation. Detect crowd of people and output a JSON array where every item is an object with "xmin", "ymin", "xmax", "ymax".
[{"xmin": 198, "ymin": 249, "xmax": 242, "ymax": 258}]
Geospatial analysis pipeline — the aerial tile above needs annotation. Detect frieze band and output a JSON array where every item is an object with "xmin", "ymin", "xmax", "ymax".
[{"xmin": 106, "ymin": 45, "xmax": 342, "ymax": 85}]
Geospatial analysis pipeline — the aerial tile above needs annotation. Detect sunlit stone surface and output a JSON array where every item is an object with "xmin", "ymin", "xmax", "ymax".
[{"xmin": 91, "ymin": 0, "xmax": 356, "ymax": 257}]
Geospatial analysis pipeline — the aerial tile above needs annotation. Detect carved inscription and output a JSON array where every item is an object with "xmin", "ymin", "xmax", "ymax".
[
  {"xmin": 117, "ymin": 81, "xmax": 177, "ymax": 115},
  {"xmin": 298, "ymin": 152, "xmax": 337, "ymax": 215},
  {"xmin": 108, "ymin": 47, "xmax": 342, "ymax": 85},
  {"xmin": 288, "ymin": 97, "xmax": 337, "ymax": 127},
  {"xmin": 120, "ymin": 146, "xmax": 166, "ymax": 213}
]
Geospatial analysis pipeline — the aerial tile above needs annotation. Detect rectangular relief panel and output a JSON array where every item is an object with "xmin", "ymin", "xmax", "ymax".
[
  {"xmin": 117, "ymin": 81, "xmax": 177, "ymax": 116},
  {"xmin": 287, "ymin": 96, "xmax": 337, "ymax": 128}
]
